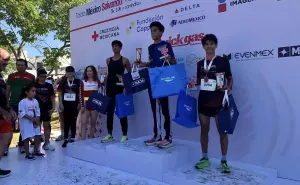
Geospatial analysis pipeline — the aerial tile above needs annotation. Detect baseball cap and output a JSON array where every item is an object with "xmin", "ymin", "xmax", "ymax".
[{"xmin": 37, "ymin": 69, "xmax": 48, "ymax": 77}]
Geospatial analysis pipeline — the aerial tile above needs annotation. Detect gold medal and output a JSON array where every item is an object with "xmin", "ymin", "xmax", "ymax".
[{"xmin": 204, "ymin": 76, "xmax": 209, "ymax": 82}]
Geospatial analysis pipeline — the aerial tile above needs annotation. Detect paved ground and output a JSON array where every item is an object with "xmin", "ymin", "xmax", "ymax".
[{"xmin": 10, "ymin": 112, "xmax": 61, "ymax": 148}]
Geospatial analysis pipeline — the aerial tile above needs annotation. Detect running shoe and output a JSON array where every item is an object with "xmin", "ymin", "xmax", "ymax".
[
  {"xmin": 157, "ymin": 139, "xmax": 173, "ymax": 149},
  {"xmin": 0, "ymin": 169, "xmax": 11, "ymax": 178},
  {"xmin": 25, "ymin": 154, "xmax": 35, "ymax": 160},
  {"xmin": 220, "ymin": 160, "xmax": 231, "ymax": 173},
  {"xmin": 101, "ymin": 134, "xmax": 114, "ymax": 143},
  {"xmin": 68, "ymin": 138, "xmax": 75, "ymax": 143},
  {"xmin": 33, "ymin": 152, "xmax": 45, "ymax": 158},
  {"xmin": 195, "ymin": 157, "xmax": 210, "ymax": 169},
  {"xmin": 43, "ymin": 143, "xmax": 55, "ymax": 151},
  {"xmin": 144, "ymin": 136, "xmax": 162, "ymax": 146},
  {"xmin": 55, "ymin": 135, "xmax": 64, "ymax": 141},
  {"xmin": 62, "ymin": 140, "xmax": 68, "ymax": 148},
  {"xmin": 120, "ymin": 136, "xmax": 128, "ymax": 143}
]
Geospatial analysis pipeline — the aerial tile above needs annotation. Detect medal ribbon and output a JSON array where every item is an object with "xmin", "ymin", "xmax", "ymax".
[{"xmin": 204, "ymin": 56, "xmax": 216, "ymax": 78}]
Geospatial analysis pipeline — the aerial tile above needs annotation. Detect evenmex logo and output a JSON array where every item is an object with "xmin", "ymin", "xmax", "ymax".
[{"xmin": 225, "ymin": 49, "xmax": 275, "ymax": 61}]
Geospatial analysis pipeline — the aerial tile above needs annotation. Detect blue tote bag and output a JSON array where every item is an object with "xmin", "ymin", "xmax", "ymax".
[
  {"xmin": 217, "ymin": 90, "xmax": 239, "ymax": 134},
  {"xmin": 115, "ymin": 93, "xmax": 134, "ymax": 119},
  {"xmin": 148, "ymin": 62, "xmax": 187, "ymax": 99},
  {"xmin": 123, "ymin": 65, "xmax": 149, "ymax": 94},
  {"xmin": 86, "ymin": 87, "xmax": 111, "ymax": 114},
  {"xmin": 173, "ymin": 90, "xmax": 199, "ymax": 128}
]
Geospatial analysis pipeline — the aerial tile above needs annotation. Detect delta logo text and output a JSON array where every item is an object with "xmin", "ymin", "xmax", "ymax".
[
  {"xmin": 92, "ymin": 26, "xmax": 119, "ymax": 41},
  {"xmin": 76, "ymin": 0, "xmax": 140, "ymax": 18},
  {"xmin": 217, "ymin": 0, "xmax": 255, "ymax": 13},
  {"xmin": 225, "ymin": 49, "xmax": 275, "ymax": 61},
  {"xmin": 170, "ymin": 15, "xmax": 205, "ymax": 27},
  {"xmin": 175, "ymin": 4, "xmax": 201, "ymax": 14},
  {"xmin": 278, "ymin": 45, "xmax": 300, "ymax": 58},
  {"xmin": 167, "ymin": 33, "xmax": 205, "ymax": 47},
  {"xmin": 126, "ymin": 15, "xmax": 163, "ymax": 35}
]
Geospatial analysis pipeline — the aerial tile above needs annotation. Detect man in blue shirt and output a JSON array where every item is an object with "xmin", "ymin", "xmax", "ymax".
[{"xmin": 137, "ymin": 22, "xmax": 176, "ymax": 149}]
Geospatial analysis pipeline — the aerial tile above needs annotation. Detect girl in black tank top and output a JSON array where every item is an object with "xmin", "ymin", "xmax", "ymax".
[{"xmin": 106, "ymin": 56, "xmax": 125, "ymax": 95}]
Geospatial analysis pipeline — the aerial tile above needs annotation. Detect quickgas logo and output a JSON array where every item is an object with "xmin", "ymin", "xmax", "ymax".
[{"xmin": 166, "ymin": 33, "xmax": 205, "ymax": 47}]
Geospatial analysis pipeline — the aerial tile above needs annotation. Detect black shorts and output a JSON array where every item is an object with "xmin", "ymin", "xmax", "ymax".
[
  {"xmin": 40, "ymin": 113, "xmax": 51, "ymax": 122},
  {"xmin": 198, "ymin": 105, "xmax": 221, "ymax": 117}
]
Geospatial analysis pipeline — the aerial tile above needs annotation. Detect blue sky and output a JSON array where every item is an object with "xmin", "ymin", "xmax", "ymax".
[
  {"xmin": 1, "ymin": 22, "xmax": 63, "ymax": 57},
  {"xmin": 23, "ymin": 32, "xmax": 63, "ymax": 57}
]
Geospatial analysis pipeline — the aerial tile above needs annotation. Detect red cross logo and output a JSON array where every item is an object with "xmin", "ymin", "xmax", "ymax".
[
  {"xmin": 92, "ymin": 31, "xmax": 99, "ymax": 41},
  {"xmin": 160, "ymin": 46, "xmax": 169, "ymax": 56}
]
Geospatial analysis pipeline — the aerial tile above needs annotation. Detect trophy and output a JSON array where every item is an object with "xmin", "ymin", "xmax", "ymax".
[
  {"xmin": 216, "ymin": 72, "xmax": 225, "ymax": 89},
  {"xmin": 98, "ymin": 65, "xmax": 107, "ymax": 83},
  {"xmin": 136, "ymin": 48, "xmax": 142, "ymax": 62}
]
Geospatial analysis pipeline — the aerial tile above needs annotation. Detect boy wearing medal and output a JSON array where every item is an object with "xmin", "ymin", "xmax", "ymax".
[
  {"xmin": 193, "ymin": 34, "xmax": 233, "ymax": 173},
  {"xmin": 57, "ymin": 66, "xmax": 81, "ymax": 148}
]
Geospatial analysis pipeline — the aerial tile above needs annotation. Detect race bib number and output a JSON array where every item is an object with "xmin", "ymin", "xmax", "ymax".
[
  {"xmin": 200, "ymin": 79, "xmax": 216, "ymax": 91},
  {"xmin": 131, "ymin": 71, "xmax": 140, "ymax": 80},
  {"xmin": 64, "ymin": 93, "xmax": 76, "ymax": 101}
]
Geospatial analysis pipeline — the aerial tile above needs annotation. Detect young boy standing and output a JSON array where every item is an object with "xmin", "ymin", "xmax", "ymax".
[
  {"xmin": 137, "ymin": 21, "xmax": 176, "ymax": 149},
  {"xmin": 35, "ymin": 69, "xmax": 56, "ymax": 151}
]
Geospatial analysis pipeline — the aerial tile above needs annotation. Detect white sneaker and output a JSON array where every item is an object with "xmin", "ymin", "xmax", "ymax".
[
  {"xmin": 55, "ymin": 135, "xmax": 64, "ymax": 141},
  {"xmin": 43, "ymin": 144, "xmax": 55, "ymax": 151}
]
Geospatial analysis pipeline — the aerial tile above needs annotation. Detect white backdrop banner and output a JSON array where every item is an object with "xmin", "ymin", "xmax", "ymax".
[{"xmin": 70, "ymin": 0, "xmax": 300, "ymax": 181}]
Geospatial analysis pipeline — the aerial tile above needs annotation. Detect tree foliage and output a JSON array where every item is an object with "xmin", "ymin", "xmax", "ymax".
[{"xmin": 0, "ymin": 0, "xmax": 89, "ymax": 73}]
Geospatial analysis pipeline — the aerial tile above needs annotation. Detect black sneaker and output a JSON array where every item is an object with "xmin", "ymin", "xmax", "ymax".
[
  {"xmin": 33, "ymin": 152, "xmax": 45, "ymax": 158},
  {"xmin": 0, "ymin": 169, "xmax": 11, "ymax": 178},
  {"xmin": 25, "ymin": 154, "xmax": 35, "ymax": 160},
  {"xmin": 3, "ymin": 150, "xmax": 8, "ymax": 156},
  {"xmin": 68, "ymin": 139, "xmax": 75, "ymax": 143},
  {"xmin": 62, "ymin": 140, "xmax": 68, "ymax": 148}
]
